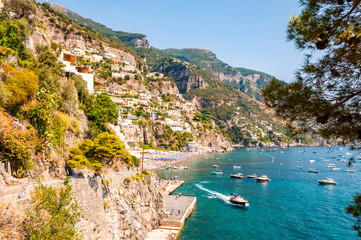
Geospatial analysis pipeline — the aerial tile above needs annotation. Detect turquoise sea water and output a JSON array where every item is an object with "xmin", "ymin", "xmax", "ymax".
[{"xmin": 158, "ymin": 147, "xmax": 361, "ymax": 240}]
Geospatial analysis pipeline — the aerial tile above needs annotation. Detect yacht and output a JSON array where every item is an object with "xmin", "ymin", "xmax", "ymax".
[
  {"xmin": 308, "ymin": 159, "xmax": 316, "ymax": 163},
  {"xmin": 331, "ymin": 168, "xmax": 341, "ymax": 171},
  {"xmin": 230, "ymin": 173, "xmax": 243, "ymax": 179},
  {"xmin": 318, "ymin": 178, "xmax": 337, "ymax": 185},
  {"xmin": 256, "ymin": 175, "xmax": 270, "ymax": 182},
  {"xmin": 233, "ymin": 165, "xmax": 241, "ymax": 169},
  {"xmin": 212, "ymin": 165, "xmax": 219, "ymax": 168},
  {"xmin": 246, "ymin": 173, "xmax": 257, "ymax": 178},
  {"xmin": 230, "ymin": 194, "xmax": 249, "ymax": 207},
  {"xmin": 308, "ymin": 168, "xmax": 319, "ymax": 173},
  {"xmin": 327, "ymin": 163, "xmax": 336, "ymax": 168}
]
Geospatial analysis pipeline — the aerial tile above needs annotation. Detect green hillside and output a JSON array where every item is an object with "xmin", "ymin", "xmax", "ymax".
[
  {"xmin": 162, "ymin": 48, "xmax": 275, "ymax": 100},
  {"xmin": 50, "ymin": 4, "xmax": 146, "ymax": 45}
]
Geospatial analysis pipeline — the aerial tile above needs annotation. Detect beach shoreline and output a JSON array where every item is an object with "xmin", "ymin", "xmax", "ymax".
[{"xmin": 144, "ymin": 152, "xmax": 210, "ymax": 171}]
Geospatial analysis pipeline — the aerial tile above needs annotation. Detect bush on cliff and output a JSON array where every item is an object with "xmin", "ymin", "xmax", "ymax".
[
  {"xmin": 83, "ymin": 93, "xmax": 118, "ymax": 136},
  {"xmin": 67, "ymin": 132, "xmax": 139, "ymax": 172},
  {"xmin": 0, "ymin": 108, "xmax": 38, "ymax": 178},
  {"xmin": 25, "ymin": 180, "xmax": 81, "ymax": 240}
]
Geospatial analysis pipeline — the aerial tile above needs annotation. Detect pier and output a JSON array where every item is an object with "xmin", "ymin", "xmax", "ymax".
[{"xmin": 146, "ymin": 180, "xmax": 196, "ymax": 240}]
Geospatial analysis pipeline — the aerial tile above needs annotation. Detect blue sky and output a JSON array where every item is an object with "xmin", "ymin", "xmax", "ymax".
[{"xmin": 40, "ymin": 0, "xmax": 304, "ymax": 82}]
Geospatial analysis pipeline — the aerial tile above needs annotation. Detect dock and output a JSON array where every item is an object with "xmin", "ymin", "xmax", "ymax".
[{"xmin": 146, "ymin": 180, "xmax": 196, "ymax": 240}]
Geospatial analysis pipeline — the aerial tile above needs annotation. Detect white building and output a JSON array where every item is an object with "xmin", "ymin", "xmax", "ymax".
[
  {"xmin": 104, "ymin": 52, "xmax": 117, "ymax": 59},
  {"xmin": 78, "ymin": 73, "xmax": 94, "ymax": 94},
  {"xmin": 73, "ymin": 48, "xmax": 85, "ymax": 57},
  {"xmin": 92, "ymin": 54, "xmax": 103, "ymax": 62}
]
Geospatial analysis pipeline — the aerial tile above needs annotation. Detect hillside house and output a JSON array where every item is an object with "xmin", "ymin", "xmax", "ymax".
[
  {"xmin": 92, "ymin": 54, "xmax": 103, "ymax": 62},
  {"xmin": 110, "ymin": 57, "xmax": 122, "ymax": 65},
  {"xmin": 104, "ymin": 52, "xmax": 117, "ymax": 59},
  {"xmin": 73, "ymin": 48, "xmax": 85, "ymax": 57}
]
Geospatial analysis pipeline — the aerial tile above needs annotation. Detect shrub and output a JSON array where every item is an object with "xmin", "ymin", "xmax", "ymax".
[
  {"xmin": 25, "ymin": 182, "xmax": 81, "ymax": 239},
  {"xmin": 2, "ymin": 65, "xmax": 39, "ymax": 110}
]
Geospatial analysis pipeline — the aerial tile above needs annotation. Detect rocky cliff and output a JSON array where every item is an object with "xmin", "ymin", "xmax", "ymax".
[
  {"xmin": 166, "ymin": 65, "xmax": 208, "ymax": 93},
  {"xmin": 72, "ymin": 170, "xmax": 166, "ymax": 240},
  {"xmin": 128, "ymin": 36, "xmax": 150, "ymax": 48}
]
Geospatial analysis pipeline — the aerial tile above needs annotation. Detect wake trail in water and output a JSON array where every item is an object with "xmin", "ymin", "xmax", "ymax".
[
  {"xmin": 195, "ymin": 183, "xmax": 231, "ymax": 204},
  {"xmin": 244, "ymin": 153, "xmax": 275, "ymax": 165}
]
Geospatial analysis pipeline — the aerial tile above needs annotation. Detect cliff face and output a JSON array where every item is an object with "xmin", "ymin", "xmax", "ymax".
[
  {"xmin": 128, "ymin": 36, "xmax": 150, "ymax": 48},
  {"xmin": 148, "ymin": 79, "xmax": 179, "ymax": 96},
  {"xmin": 72, "ymin": 171, "xmax": 165, "ymax": 240},
  {"xmin": 166, "ymin": 65, "xmax": 208, "ymax": 93}
]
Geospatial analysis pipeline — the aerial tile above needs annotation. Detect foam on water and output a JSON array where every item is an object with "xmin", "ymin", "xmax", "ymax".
[{"xmin": 195, "ymin": 183, "xmax": 231, "ymax": 204}]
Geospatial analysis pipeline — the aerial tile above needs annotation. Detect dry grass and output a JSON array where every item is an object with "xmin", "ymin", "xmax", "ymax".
[{"xmin": 0, "ymin": 202, "xmax": 26, "ymax": 240}]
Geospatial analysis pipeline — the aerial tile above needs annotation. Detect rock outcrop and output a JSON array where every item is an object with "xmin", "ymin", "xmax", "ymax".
[
  {"xmin": 128, "ymin": 36, "xmax": 150, "ymax": 48},
  {"xmin": 167, "ymin": 66, "xmax": 208, "ymax": 93},
  {"xmin": 72, "ymin": 170, "xmax": 166, "ymax": 240}
]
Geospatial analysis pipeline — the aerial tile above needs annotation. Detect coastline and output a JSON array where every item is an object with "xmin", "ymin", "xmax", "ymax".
[{"xmin": 144, "ymin": 152, "xmax": 210, "ymax": 172}]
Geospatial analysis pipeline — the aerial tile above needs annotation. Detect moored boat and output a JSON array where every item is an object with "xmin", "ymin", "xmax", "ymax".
[
  {"xmin": 212, "ymin": 164, "xmax": 219, "ymax": 168},
  {"xmin": 256, "ymin": 175, "xmax": 270, "ymax": 182},
  {"xmin": 233, "ymin": 165, "xmax": 241, "ymax": 169},
  {"xmin": 318, "ymin": 178, "xmax": 337, "ymax": 185},
  {"xmin": 308, "ymin": 159, "xmax": 316, "ymax": 163},
  {"xmin": 331, "ymin": 167, "xmax": 341, "ymax": 171},
  {"xmin": 296, "ymin": 166, "xmax": 303, "ymax": 169},
  {"xmin": 230, "ymin": 194, "xmax": 249, "ymax": 207},
  {"xmin": 230, "ymin": 173, "xmax": 243, "ymax": 179},
  {"xmin": 327, "ymin": 163, "xmax": 336, "ymax": 168},
  {"xmin": 347, "ymin": 169, "xmax": 356, "ymax": 173},
  {"xmin": 308, "ymin": 168, "xmax": 319, "ymax": 173}
]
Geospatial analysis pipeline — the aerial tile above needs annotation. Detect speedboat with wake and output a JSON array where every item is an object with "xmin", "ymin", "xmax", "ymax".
[
  {"xmin": 212, "ymin": 171, "xmax": 223, "ymax": 175},
  {"xmin": 230, "ymin": 193, "xmax": 249, "ymax": 207}
]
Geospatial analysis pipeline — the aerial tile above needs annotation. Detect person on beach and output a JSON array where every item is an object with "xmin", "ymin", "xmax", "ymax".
[
  {"xmin": 171, "ymin": 209, "xmax": 174, "ymax": 215},
  {"xmin": 178, "ymin": 209, "xmax": 180, "ymax": 216}
]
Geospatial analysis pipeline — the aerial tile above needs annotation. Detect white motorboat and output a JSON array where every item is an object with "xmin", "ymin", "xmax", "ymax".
[
  {"xmin": 212, "ymin": 165, "xmax": 219, "ymax": 168},
  {"xmin": 331, "ymin": 168, "xmax": 341, "ymax": 171},
  {"xmin": 347, "ymin": 169, "xmax": 356, "ymax": 173},
  {"xmin": 308, "ymin": 159, "xmax": 316, "ymax": 163},
  {"xmin": 256, "ymin": 175, "xmax": 270, "ymax": 182},
  {"xmin": 230, "ymin": 194, "xmax": 249, "ymax": 207},
  {"xmin": 327, "ymin": 163, "xmax": 336, "ymax": 168},
  {"xmin": 230, "ymin": 173, "xmax": 243, "ymax": 179},
  {"xmin": 318, "ymin": 178, "xmax": 337, "ymax": 185},
  {"xmin": 233, "ymin": 165, "xmax": 241, "ymax": 169}
]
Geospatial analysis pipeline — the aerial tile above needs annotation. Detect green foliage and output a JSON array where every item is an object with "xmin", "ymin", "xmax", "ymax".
[
  {"xmin": 28, "ymin": 89, "xmax": 57, "ymax": 135},
  {"xmin": 71, "ymin": 75, "xmax": 88, "ymax": 103},
  {"xmin": 346, "ymin": 193, "xmax": 361, "ymax": 237},
  {"xmin": 48, "ymin": 112, "xmax": 68, "ymax": 148},
  {"xmin": 0, "ymin": 18, "xmax": 32, "ymax": 62},
  {"xmin": 83, "ymin": 93, "xmax": 118, "ymax": 132},
  {"xmin": 2, "ymin": 65, "xmax": 39, "ymax": 110},
  {"xmin": 262, "ymin": 1, "xmax": 361, "ymax": 142},
  {"xmin": 68, "ymin": 132, "xmax": 138, "ymax": 172},
  {"xmin": 0, "ymin": 109, "xmax": 38, "ymax": 177},
  {"xmin": 25, "ymin": 183, "xmax": 81, "ymax": 240}
]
